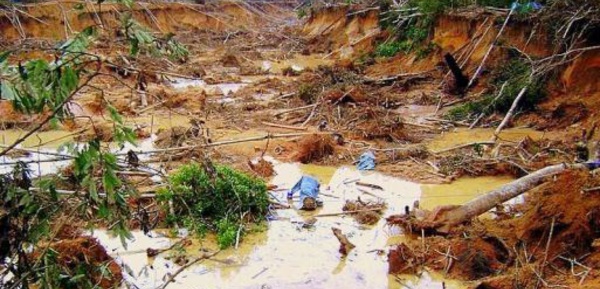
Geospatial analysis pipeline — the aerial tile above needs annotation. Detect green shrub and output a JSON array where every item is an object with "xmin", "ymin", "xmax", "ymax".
[
  {"xmin": 375, "ymin": 41, "xmax": 409, "ymax": 57},
  {"xmin": 157, "ymin": 163, "xmax": 269, "ymax": 248}
]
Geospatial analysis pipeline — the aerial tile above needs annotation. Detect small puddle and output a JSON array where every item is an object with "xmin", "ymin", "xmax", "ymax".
[
  {"xmin": 427, "ymin": 127, "xmax": 547, "ymax": 152},
  {"xmin": 91, "ymin": 160, "xmax": 490, "ymax": 289},
  {"xmin": 170, "ymin": 78, "xmax": 249, "ymax": 96},
  {"xmin": 420, "ymin": 176, "xmax": 515, "ymax": 210},
  {"xmin": 257, "ymin": 54, "xmax": 333, "ymax": 74}
]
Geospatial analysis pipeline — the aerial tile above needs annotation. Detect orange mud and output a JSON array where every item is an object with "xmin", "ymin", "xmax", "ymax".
[
  {"xmin": 302, "ymin": 5, "xmax": 380, "ymax": 58},
  {"xmin": 0, "ymin": 1, "xmax": 292, "ymax": 40},
  {"xmin": 388, "ymin": 169, "xmax": 600, "ymax": 288},
  {"xmin": 44, "ymin": 236, "xmax": 122, "ymax": 288},
  {"xmin": 293, "ymin": 133, "xmax": 336, "ymax": 163}
]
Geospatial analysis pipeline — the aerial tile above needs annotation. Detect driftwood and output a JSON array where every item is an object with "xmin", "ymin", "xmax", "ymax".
[
  {"xmin": 357, "ymin": 188, "xmax": 384, "ymax": 199},
  {"xmin": 415, "ymin": 163, "xmax": 588, "ymax": 234},
  {"xmin": 432, "ymin": 141, "xmax": 495, "ymax": 154},
  {"xmin": 273, "ymin": 104, "xmax": 317, "ymax": 116},
  {"xmin": 332, "ymin": 227, "xmax": 355, "ymax": 256},
  {"xmin": 156, "ymin": 250, "xmax": 220, "ymax": 289}
]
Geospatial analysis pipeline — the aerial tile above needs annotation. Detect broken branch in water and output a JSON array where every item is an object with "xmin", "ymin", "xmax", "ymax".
[
  {"xmin": 332, "ymin": 227, "xmax": 355, "ymax": 256},
  {"xmin": 156, "ymin": 250, "xmax": 220, "ymax": 289},
  {"xmin": 356, "ymin": 182, "xmax": 384, "ymax": 190}
]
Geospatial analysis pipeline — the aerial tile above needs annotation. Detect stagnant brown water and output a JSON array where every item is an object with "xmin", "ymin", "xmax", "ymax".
[{"xmin": 89, "ymin": 159, "xmax": 516, "ymax": 289}]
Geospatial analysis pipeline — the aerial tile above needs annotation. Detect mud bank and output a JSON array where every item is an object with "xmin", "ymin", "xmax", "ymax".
[
  {"xmin": 302, "ymin": 5, "xmax": 380, "ymax": 58},
  {"xmin": 0, "ymin": 1, "xmax": 294, "ymax": 40},
  {"xmin": 304, "ymin": 5, "xmax": 600, "ymax": 130}
]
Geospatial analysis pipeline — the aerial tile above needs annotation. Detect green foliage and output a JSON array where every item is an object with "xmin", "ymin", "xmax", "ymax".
[
  {"xmin": 476, "ymin": 0, "xmax": 513, "ymax": 7},
  {"xmin": 216, "ymin": 218, "xmax": 238, "ymax": 248},
  {"xmin": 490, "ymin": 58, "xmax": 545, "ymax": 113},
  {"xmin": 296, "ymin": 8, "xmax": 307, "ymax": 19},
  {"xmin": 69, "ymin": 139, "xmax": 133, "ymax": 244},
  {"xmin": 0, "ymin": 3, "xmax": 198, "ymax": 287},
  {"xmin": 377, "ymin": 0, "xmax": 521, "ymax": 58},
  {"xmin": 121, "ymin": 14, "xmax": 189, "ymax": 62},
  {"xmin": 375, "ymin": 40, "xmax": 410, "ymax": 57},
  {"xmin": 446, "ymin": 57, "xmax": 546, "ymax": 122},
  {"xmin": 157, "ymin": 163, "xmax": 269, "ymax": 249}
]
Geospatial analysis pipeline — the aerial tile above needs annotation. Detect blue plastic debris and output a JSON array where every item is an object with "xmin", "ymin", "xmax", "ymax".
[
  {"xmin": 511, "ymin": 1, "xmax": 543, "ymax": 12},
  {"xmin": 586, "ymin": 160, "xmax": 600, "ymax": 170},
  {"xmin": 287, "ymin": 176, "xmax": 323, "ymax": 210},
  {"xmin": 356, "ymin": 151, "xmax": 376, "ymax": 171}
]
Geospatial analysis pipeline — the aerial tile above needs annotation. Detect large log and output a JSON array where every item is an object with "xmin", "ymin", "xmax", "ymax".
[{"xmin": 424, "ymin": 163, "xmax": 588, "ymax": 234}]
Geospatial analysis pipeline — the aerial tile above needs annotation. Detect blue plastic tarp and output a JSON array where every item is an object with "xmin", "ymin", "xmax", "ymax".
[
  {"xmin": 357, "ymin": 151, "xmax": 376, "ymax": 171},
  {"xmin": 287, "ymin": 176, "xmax": 321, "ymax": 210}
]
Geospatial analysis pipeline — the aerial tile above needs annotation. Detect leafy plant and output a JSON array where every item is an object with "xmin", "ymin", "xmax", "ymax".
[
  {"xmin": 296, "ymin": 8, "xmax": 307, "ymax": 19},
  {"xmin": 0, "ymin": 1, "xmax": 189, "ymax": 285},
  {"xmin": 446, "ymin": 57, "xmax": 546, "ymax": 122},
  {"xmin": 121, "ymin": 14, "xmax": 189, "ymax": 62},
  {"xmin": 157, "ymin": 163, "xmax": 269, "ymax": 249}
]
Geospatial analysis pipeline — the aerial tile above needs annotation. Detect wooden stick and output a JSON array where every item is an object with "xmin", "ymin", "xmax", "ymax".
[
  {"xmin": 582, "ymin": 186, "xmax": 600, "ymax": 193},
  {"xmin": 261, "ymin": 121, "xmax": 308, "ymax": 131},
  {"xmin": 403, "ymin": 122, "xmax": 435, "ymax": 129},
  {"xmin": 468, "ymin": 8, "xmax": 514, "ymax": 88},
  {"xmin": 273, "ymin": 104, "xmax": 317, "ymax": 116},
  {"xmin": 491, "ymin": 86, "xmax": 528, "ymax": 142},
  {"xmin": 356, "ymin": 182, "xmax": 383, "ymax": 190},
  {"xmin": 120, "ymin": 132, "xmax": 330, "ymax": 156},
  {"xmin": 156, "ymin": 250, "xmax": 220, "ymax": 289},
  {"xmin": 357, "ymin": 188, "xmax": 384, "ymax": 199},
  {"xmin": 363, "ymin": 71, "xmax": 430, "ymax": 84},
  {"xmin": 301, "ymin": 99, "xmax": 321, "ymax": 127}
]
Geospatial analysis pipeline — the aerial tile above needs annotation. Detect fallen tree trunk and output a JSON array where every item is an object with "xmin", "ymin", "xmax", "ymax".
[{"xmin": 418, "ymin": 163, "xmax": 588, "ymax": 234}]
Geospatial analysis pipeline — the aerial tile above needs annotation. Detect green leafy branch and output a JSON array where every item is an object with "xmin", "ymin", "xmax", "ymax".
[{"xmin": 120, "ymin": 13, "xmax": 189, "ymax": 62}]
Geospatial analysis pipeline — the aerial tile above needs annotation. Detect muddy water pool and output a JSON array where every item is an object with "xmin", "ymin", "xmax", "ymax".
[
  {"xmin": 90, "ymin": 159, "xmax": 522, "ymax": 289},
  {"xmin": 0, "ymin": 118, "xmax": 526, "ymax": 288}
]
